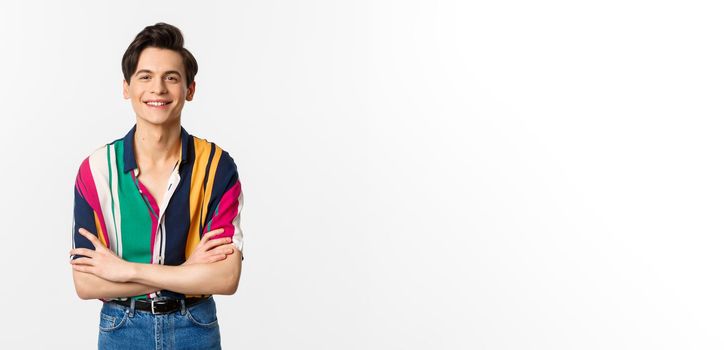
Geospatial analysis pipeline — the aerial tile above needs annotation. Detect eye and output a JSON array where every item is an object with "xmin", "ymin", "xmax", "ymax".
[
  {"xmin": 166, "ymin": 76, "xmax": 178, "ymax": 81},
  {"xmin": 139, "ymin": 75, "xmax": 150, "ymax": 80}
]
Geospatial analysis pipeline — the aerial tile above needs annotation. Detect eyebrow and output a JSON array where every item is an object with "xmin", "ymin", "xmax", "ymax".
[{"xmin": 134, "ymin": 69, "xmax": 182, "ymax": 77}]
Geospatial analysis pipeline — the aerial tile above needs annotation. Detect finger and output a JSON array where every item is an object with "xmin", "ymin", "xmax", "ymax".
[
  {"xmin": 209, "ymin": 243, "xmax": 235, "ymax": 255},
  {"xmin": 207, "ymin": 254, "xmax": 228, "ymax": 263},
  {"xmin": 70, "ymin": 248, "xmax": 97, "ymax": 258},
  {"xmin": 203, "ymin": 237, "xmax": 233, "ymax": 251},
  {"xmin": 201, "ymin": 228, "xmax": 225, "ymax": 243},
  {"xmin": 203, "ymin": 228, "xmax": 224, "ymax": 241},
  {"xmin": 71, "ymin": 257, "xmax": 94, "ymax": 266},
  {"xmin": 78, "ymin": 228, "xmax": 102, "ymax": 248}
]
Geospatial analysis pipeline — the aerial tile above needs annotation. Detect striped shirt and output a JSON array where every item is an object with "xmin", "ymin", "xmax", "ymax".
[{"xmin": 71, "ymin": 124, "xmax": 244, "ymax": 301}]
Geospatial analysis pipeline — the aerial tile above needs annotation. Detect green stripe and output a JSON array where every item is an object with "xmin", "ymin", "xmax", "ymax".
[
  {"xmin": 205, "ymin": 205, "xmax": 220, "ymax": 233},
  {"xmin": 114, "ymin": 141, "xmax": 153, "ymax": 264}
]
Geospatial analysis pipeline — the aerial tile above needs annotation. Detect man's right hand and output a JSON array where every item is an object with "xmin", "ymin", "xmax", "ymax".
[{"xmin": 183, "ymin": 228, "xmax": 236, "ymax": 265}]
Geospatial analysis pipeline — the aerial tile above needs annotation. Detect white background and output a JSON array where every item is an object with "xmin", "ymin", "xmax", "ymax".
[{"xmin": 0, "ymin": 0, "xmax": 722, "ymax": 348}]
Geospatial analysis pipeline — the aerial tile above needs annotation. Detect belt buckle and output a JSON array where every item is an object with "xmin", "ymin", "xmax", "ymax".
[{"xmin": 151, "ymin": 299, "xmax": 165, "ymax": 315}]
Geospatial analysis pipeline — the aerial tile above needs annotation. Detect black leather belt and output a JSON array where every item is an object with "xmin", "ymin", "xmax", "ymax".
[{"xmin": 109, "ymin": 296, "xmax": 209, "ymax": 315}]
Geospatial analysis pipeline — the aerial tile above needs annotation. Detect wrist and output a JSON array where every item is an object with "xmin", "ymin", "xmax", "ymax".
[{"xmin": 125, "ymin": 262, "xmax": 140, "ymax": 283}]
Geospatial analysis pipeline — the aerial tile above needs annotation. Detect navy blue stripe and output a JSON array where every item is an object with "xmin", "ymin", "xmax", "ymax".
[
  {"xmin": 204, "ymin": 150, "xmax": 239, "ymax": 230},
  {"xmin": 72, "ymin": 184, "xmax": 98, "ymax": 260}
]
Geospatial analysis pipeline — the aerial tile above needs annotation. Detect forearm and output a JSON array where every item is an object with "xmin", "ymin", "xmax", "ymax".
[
  {"xmin": 127, "ymin": 249, "xmax": 241, "ymax": 295},
  {"xmin": 72, "ymin": 270, "xmax": 159, "ymax": 300}
]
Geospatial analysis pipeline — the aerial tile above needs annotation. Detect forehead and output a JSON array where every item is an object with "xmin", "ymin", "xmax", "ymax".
[{"xmin": 135, "ymin": 47, "xmax": 184, "ymax": 74}]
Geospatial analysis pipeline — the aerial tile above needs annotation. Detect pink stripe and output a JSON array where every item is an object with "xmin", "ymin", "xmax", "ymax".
[
  {"xmin": 132, "ymin": 171, "xmax": 160, "ymax": 263},
  {"xmin": 204, "ymin": 180, "xmax": 242, "ymax": 240},
  {"xmin": 75, "ymin": 157, "xmax": 111, "ymax": 247}
]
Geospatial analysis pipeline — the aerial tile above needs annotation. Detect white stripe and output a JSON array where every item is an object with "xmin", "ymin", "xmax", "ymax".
[
  {"xmin": 71, "ymin": 211, "xmax": 76, "ymax": 250},
  {"xmin": 160, "ymin": 222, "xmax": 166, "ymax": 265},
  {"xmin": 155, "ymin": 168, "xmax": 181, "ymax": 265},
  {"xmin": 231, "ymin": 183, "xmax": 244, "ymax": 255},
  {"xmin": 89, "ymin": 146, "xmax": 118, "ymax": 254},
  {"xmin": 108, "ymin": 144, "xmax": 123, "ymax": 257},
  {"xmin": 152, "ymin": 216, "xmax": 161, "ymax": 265}
]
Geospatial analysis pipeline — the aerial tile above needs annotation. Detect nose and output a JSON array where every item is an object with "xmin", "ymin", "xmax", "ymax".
[{"xmin": 152, "ymin": 77, "xmax": 167, "ymax": 94}]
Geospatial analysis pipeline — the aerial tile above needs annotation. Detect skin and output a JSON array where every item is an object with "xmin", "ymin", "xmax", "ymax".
[
  {"xmin": 70, "ymin": 47, "xmax": 242, "ymax": 299},
  {"xmin": 71, "ymin": 228, "xmax": 241, "ymax": 296},
  {"xmin": 123, "ymin": 46, "xmax": 195, "ymax": 205}
]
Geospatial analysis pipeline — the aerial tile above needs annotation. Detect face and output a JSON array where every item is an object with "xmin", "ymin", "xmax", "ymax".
[{"xmin": 123, "ymin": 47, "xmax": 196, "ymax": 126}]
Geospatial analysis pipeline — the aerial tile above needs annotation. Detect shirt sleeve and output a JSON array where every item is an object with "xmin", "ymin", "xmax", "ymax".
[
  {"xmin": 202, "ymin": 153, "xmax": 245, "ymax": 261},
  {"xmin": 71, "ymin": 158, "xmax": 101, "ymax": 260}
]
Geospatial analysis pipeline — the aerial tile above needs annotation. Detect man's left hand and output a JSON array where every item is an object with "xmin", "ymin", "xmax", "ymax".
[{"xmin": 70, "ymin": 228, "xmax": 132, "ymax": 283}]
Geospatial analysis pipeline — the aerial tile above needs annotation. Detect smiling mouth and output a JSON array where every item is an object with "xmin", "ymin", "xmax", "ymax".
[{"xmin": 144, "ymin": 101, "xmax": 172, "ymax": 107}]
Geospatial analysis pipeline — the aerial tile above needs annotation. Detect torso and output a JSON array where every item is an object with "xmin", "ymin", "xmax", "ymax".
[
  {"xmin": 136, "ymin": 160, "xmax": 178, "ymax": 206},
  {"xmin": 75, "ymin": 124, "xmax": 242, "ymax": 301}
]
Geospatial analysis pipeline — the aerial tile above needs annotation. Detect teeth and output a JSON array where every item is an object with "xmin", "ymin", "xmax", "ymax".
[{"xmin": 146, "ymin": 101, "xmax": 169, "ymax": 106}]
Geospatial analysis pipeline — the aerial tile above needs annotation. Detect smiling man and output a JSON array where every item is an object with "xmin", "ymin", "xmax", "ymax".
[{"xmin": 70, "ymin": 23, "xmax": 244, "ymax": 349}]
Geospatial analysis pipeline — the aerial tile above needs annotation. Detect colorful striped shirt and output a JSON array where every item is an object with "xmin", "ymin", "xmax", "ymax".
[{"xmin": 71, "ymin": 124, "xmax": 244, "ymax": 301}]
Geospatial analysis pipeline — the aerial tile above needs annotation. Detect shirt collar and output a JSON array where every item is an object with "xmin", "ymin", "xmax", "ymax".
[{"xmin": 122, "ymin": 124, "xmax": 190, "ymax": 173}]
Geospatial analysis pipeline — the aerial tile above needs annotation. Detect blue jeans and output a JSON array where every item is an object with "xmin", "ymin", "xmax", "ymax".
[{"xmin": 97, "ymin": 297, "xmax": 221, "ymax": 350}]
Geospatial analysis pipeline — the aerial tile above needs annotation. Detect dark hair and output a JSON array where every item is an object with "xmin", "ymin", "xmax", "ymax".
[{"xmin": 121, "ymin": 22, "xmax": 198, "ymax": 87}]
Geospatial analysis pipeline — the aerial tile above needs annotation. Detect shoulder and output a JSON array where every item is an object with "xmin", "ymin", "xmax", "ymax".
[
  {"xmin": 189, "ymin": 135, "xmax": 239, "ymax": 174},
  {"xmin": 74, "ymin": 137, "xmax": 122, "ymax": 179}
]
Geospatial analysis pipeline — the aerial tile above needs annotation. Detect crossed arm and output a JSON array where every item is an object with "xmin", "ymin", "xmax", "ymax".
[{"xmin": 70, "ymin": 228, "xmax": 241, "ymax": 300}]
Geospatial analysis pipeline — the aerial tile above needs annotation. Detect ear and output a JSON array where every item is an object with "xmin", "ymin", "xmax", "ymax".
[
  {"xmin": 122, "ymin": 79, "xmax": 130, "ymax": 99},
  {"xmin": 186, "ymin": 80, "xmax": 196, "ymax": 101}
]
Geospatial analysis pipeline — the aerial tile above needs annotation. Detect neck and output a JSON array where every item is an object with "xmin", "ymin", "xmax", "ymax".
[{"xmin": 133, "ymin": 118, "xmax": 182, "ymax": 167}]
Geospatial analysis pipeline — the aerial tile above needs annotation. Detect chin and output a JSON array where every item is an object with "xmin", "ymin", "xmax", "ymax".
[{"xmin": 137, "ymin": 114, "xmax": 180, "ymax": 126}]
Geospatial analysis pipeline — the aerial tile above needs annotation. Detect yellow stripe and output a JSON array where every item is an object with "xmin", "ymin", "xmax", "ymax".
[
  {"xmin": 185, "ymin": 137, "xmax": 212, "ymax": 258},
  {"xmin": 201, "ymin": 144, "xmax": 223, "ymax": 232},
  {"xmin": 184, "ymin": 140, "xmax": 223, "ymax": 299},
  {"xmin": 94, "ymin": 211, "xmax": 107, "ymax": 247}
]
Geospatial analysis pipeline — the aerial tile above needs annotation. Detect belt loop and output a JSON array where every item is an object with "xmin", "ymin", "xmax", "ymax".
[
  {"xmin": 180, "ymin": 299, "xmax": 187, "ymax": 315},
  {"xmin": 128, "ymin": 298, "xmax": 136, "ymax": 318}
]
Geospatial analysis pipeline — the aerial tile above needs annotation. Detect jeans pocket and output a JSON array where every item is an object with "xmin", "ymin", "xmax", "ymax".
[
  {"xmin": 185, "ymin": 298, "xmax": 218, "ymax": 328},
  {"xmin": 99, "ymin": 303, "xmax": 129, "ymax": 332}
]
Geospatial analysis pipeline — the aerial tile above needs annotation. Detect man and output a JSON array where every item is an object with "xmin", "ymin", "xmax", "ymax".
[{"xmin": 70, "ymin": 22, "xmax": 244, "ymax": 349}]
